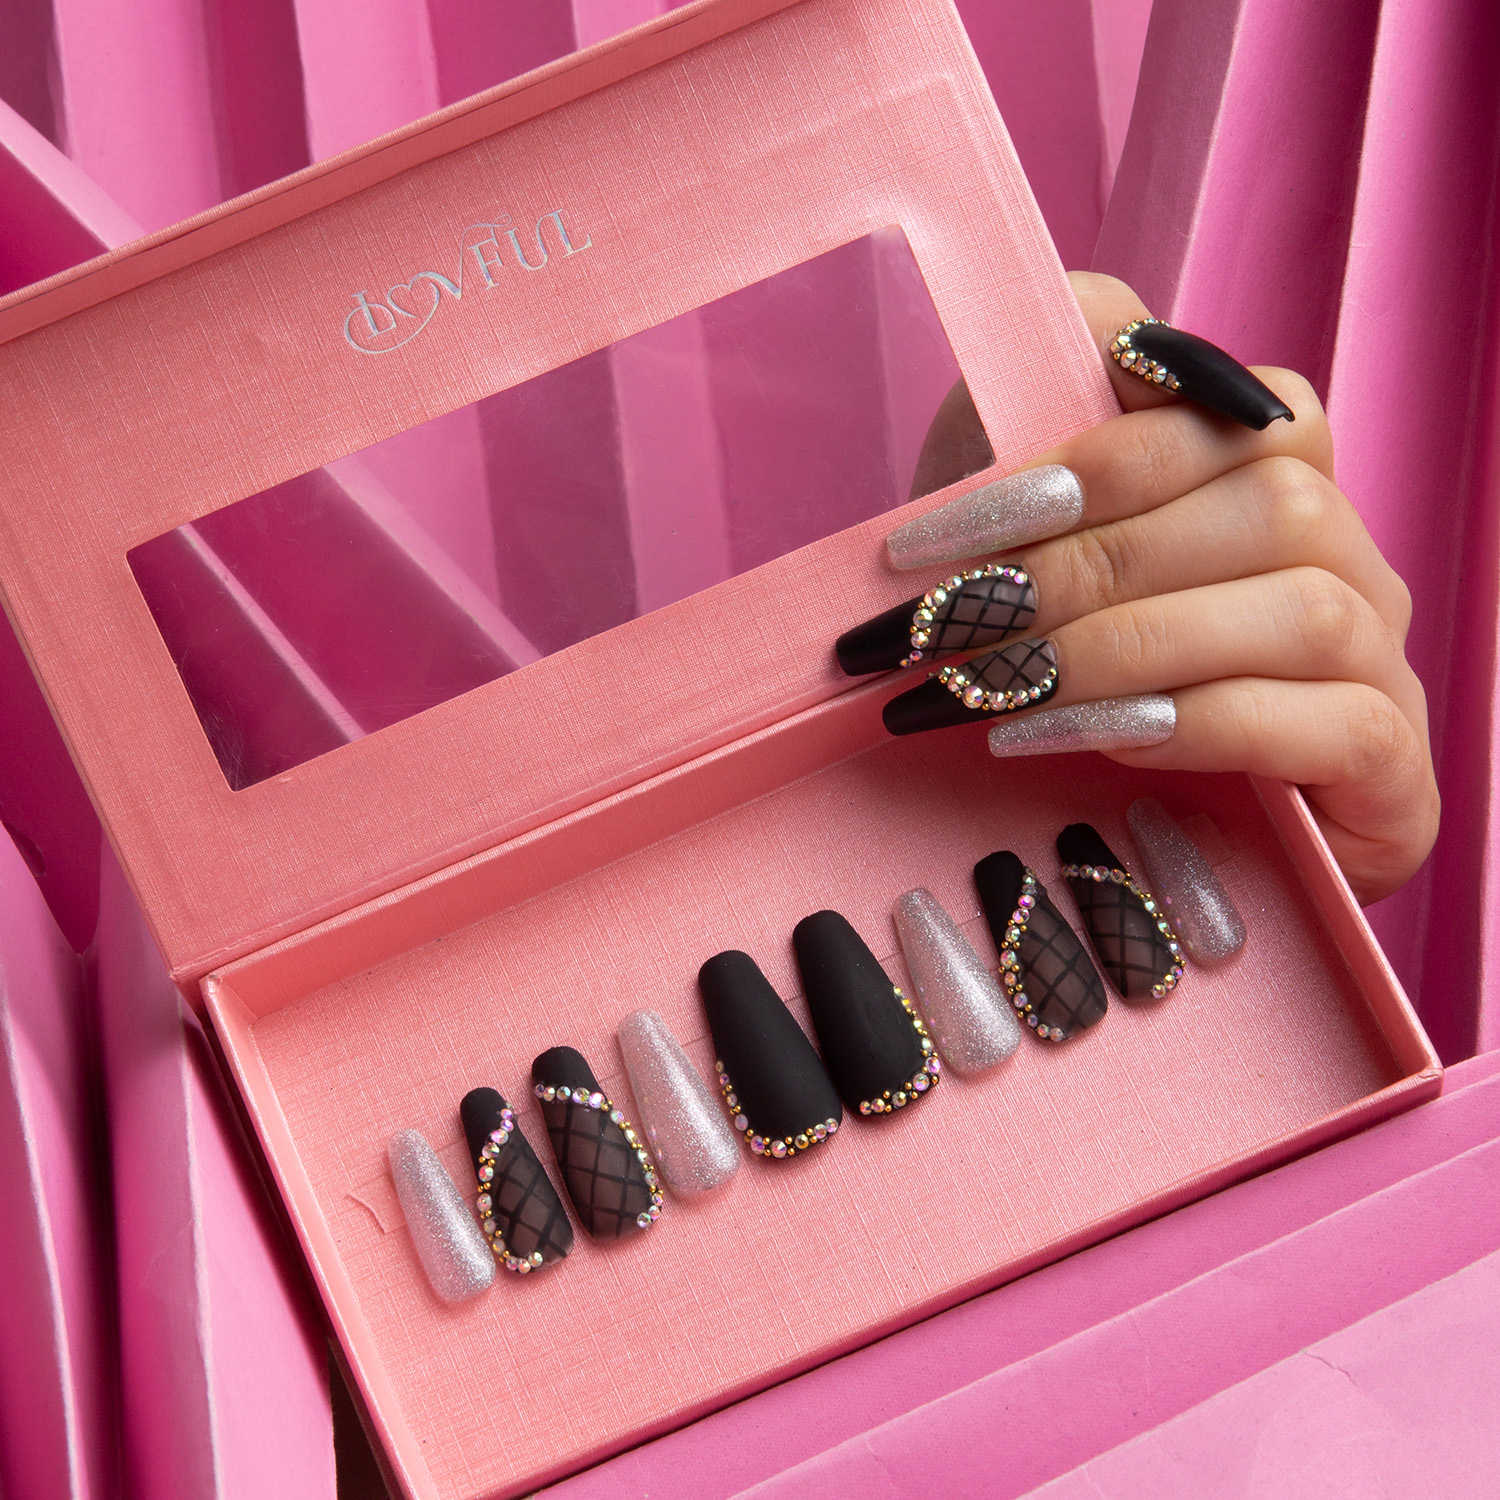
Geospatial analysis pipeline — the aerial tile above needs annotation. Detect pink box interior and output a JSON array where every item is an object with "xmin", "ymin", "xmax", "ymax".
[
  {"xmin": 203, "ymin": 686, "xmax": 1438, "ymax": 1500},
  {"xmin": 0, "ymin": 1, "xmax": 1443, "ymax": 1497}
]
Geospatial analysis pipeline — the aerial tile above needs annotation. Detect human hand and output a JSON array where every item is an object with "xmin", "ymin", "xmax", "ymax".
[{"xmin": 839, "ymin": 272, "xmax": 1439, "ymax": 905}]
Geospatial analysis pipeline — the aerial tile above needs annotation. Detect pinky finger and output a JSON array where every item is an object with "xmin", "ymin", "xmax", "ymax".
[{"xmin": 1103, "ymin": 678, "xmax": 1440, "ymax": 904}]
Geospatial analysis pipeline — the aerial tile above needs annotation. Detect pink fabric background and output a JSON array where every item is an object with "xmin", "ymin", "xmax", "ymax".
[{"xmin": 0, "ymin": 0, "xmax": 1494, "ymax": 1495}]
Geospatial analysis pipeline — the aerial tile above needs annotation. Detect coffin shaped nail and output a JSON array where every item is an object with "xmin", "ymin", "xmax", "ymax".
[
  {"xmin": 893, "ymin": 888, "xmax": 1021, "ymax": 1074},
  {"xmin": 883, "ymin": 638, "xmax": 1059, "ymax": 735},
  {"xmin": 1109, "ymin": 318, "xmax": 1294, "ymax": 430},
  {"xmin": 792, "ymin": 910, "xmax": 940, "ymax": 1117},
  {"xmin": 531, "ymin": 1047, "xmax": 663, "ymax": 1236},
  {"xmin": 974, "ymin": 851, "xmax": 1108, "ymax": 1042},
  {"xmin": 987, "ymin": 694, "xmax": 1175, "ymax": 758},
  {"xmin": 836, "ymin": 564, "xmax": 1036, "ymax": 676},
  {"xmin": 387, "ymin": 1128, "xmax": 495, "ymax": 1302},
  {"xmin": 618, "ymin": 1010, "xmax": 740, "ymax": 1196},
  {"xmin": 886, "ymin": 465, "xmax": 1084, "ymax": 570},
  {"xmin": 698, "ymin": 950, "xmax": 843, "ymax": 1159},
  {"xmin": 1057, "ymin": 822, "xmax": 1185, "ymax": 1000},
  {"xmin": 459, "ymin": 1087, "xmax": 574, "ymax": 1273},
  {"xmin": 1126, "ymin": 798, "xmax": 1247, "ymax": 964}
]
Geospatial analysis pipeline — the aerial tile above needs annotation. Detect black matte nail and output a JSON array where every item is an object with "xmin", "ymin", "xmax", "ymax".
[
  {"xmin": 460, "ymin": 1087, "xmax": 574, "ymax": 1273},
  {"xmin": 1057, "ymin": 822, "xmax": 1185, "ymax": 1001},
  {"xmin": 975, "ymin": 850, "xmax": 1108, "ymax": 1042},
  {"xmin": 836, "ymin": 564, "xmax": 1037, "ymax": 676},
  {"xmin": 792, "ymin": 910, "xmax": 941, "ymax": 1117},
  {"xmin": 530, "ymin": 1047, "xmax": 663, "ymax": 1236},
  {"xmin": 699, "ymin": 950, "xmax": 843, "ymax": 1159},
  {"xmin": 882, "ymin": 637, "xmax": 1059, "ymax": 735},
  {"xmin": 1109, "ymin": 318, "xmax": 1294, "ymax": 430}
]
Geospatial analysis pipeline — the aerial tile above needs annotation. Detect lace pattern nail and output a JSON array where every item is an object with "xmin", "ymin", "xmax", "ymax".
[
  {"xmin": 461, "ymin": 1087, "xmax": 574, "ymax": 1273},
  {"xmin": 938, "ymin": 637, "xmax": 1058, "ymax": 713},
  {"xmin": 975, "ymin": 851, "xmax": 1108, "ymax": 1042},
  {"xmin": 836, "ymin": 565, "xmax": 1036, "ymax": 676},
  {"xmin": 532, "ymin": 1047, "xmax": 664, "ymax": 1236},
  {"xmin": 1058, "ymin": 823, "xmax": 1184, "ymax": 1001}
]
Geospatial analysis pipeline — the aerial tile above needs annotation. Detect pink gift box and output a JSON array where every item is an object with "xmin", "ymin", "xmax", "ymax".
[{"xmin": 0, "ymin": 1, "xmax": 1442, "ymax": 1496}]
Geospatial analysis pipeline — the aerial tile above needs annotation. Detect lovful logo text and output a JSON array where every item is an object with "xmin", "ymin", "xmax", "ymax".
[{"xmin": 342, "ymin": 210, "xmax": 592, "ymax": 355}]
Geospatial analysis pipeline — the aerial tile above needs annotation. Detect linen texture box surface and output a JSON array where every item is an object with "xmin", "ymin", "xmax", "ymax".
[{"xmin": 0, "ymin": 0, "xmax": 1441, "ymax": 1496}]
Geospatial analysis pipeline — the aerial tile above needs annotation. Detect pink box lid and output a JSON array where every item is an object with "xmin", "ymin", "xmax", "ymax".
[{"xmin": 0, "ymin": 0, "xmax": 1114, "ymax": 982}]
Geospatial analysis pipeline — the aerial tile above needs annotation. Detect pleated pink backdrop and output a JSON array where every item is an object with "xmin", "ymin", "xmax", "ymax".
[{"xmin": 0, "ymin": 1, "xmax": 1495, "ymax": 1496}]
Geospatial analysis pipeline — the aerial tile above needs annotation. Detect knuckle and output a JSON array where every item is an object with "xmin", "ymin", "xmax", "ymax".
[
  {"xmin": 1288, "ymin": 567, "xmax": 1365, "ymax": 662},
  {"xmin": 1340, "ymin": 688, "xmax": 1415, "ymax": 787},
  {"xmin": 1099, "ymin": 605, "xmax": 1166, "ymax": 679},
  {"xmin": 1065, "ymin": 525, "xmax": 1129, "ymax": 610},
  {"xmin": 1257, "ymin": 456, "xmax": 1336, "ymax": 552},
  {"xmin": 1386, "ymin": 569, "xmax": 1415, "ymax": 639},
  {"xmin": 1126, "ymin": 414, "xmax": 1189, "ymax": 499}
]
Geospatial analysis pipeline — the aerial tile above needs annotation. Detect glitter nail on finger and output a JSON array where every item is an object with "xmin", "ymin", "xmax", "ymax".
[
  {"xmin": 885, "ymin": 465, "xmax": 1085, "ymax": 571},
  {"xmin": 987, "ymin": 694, "xmax": 1176, "ymax": 758}
]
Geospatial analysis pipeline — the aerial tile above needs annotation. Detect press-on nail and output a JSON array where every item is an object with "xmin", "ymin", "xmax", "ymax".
[
  {"xmin": 1057, "ymin": 822, "xmax": 1185, "ymax": 1001},
  {"xmin": 618, "ymin": 1011, "xmax": 740, "ymax": 1197},
  {"xmin": 974, "ymin": 852, "xmax": 1108, "ymax": 1042},
  {"xmin": 1126, "ymin": 799, "xmax": 1246, "ymax": 964},
  {"xmin": 459, "ymin": 1088, "xmax": 574, "ymax": 1273},
  {"xmin": 699, "ymin": 950, "xmax": 843, "ymax": 1160},
  {"xmin": 531, "ymin": 1047, "xmax": 664, "ymax": 1236},
  {"xmin": 987, "ymin": 694, "xmax": 1175, "ymax": 757},
  {"xmin": 886, "ymin": 465, "xmax": 1084, "ymax": 570},
  {"xmin": 893, "ymin": 889, "xmax": 1020, "ymax": 1074},
  {"xmin": 793, "ymin": 910, "xmax": 941, "ymax": 1117},
  {"xmin": 836, "ymin": 565, "xmax": 1036, "ymax": 676},
  {"xmin": 1109, "ymin": 318, "xmax": 1294, "ymax": 430},
  {"xmin": 387, "ymin": 1128, "xmax": 495, "ymax": 1302},
  {"xmin": 883, "ymin": 638, "xmax": 1059, "ymax": 735}
]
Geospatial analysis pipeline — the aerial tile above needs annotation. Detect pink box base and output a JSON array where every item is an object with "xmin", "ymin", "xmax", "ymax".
[{"xmin": 205, "ymin": 679, "xmax": 1438, "ymax": 1500}]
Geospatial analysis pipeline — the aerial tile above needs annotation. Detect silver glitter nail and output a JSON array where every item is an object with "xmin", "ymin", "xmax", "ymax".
[
  {"xmin": 986, "ymin": 694, "xmax": 1176, "ymax": 758},
  {"xmin": 886, "ymin": 465, "xmax": 1084, "ymax": 570},
  {"xmin": 1126, "ymin": 798, "xmax": 1247, "ymax": 965},
  {"xmin": 892, "ymin": 889, "xmax": 1020, "ymax": 1075},
  {"xmin": 387, "ymin": 1128, "xmax": 495, "ymax": 1303},
  {"xmin": 618, "ymin": 1011, "xmax": 740, "ymax": 1197}
]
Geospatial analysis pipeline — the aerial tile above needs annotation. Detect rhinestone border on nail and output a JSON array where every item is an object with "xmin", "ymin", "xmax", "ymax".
[
  {"xmin": 1060, "ymin": 861, "xmax": 1187, "ymax": 996},
  {"xmin": 1109, "ymin": 317, "xmax": 1183, "ymax": 391},
  {"xmin": 902, "ymin": 563, "xmax": 1032, "ymax": 668},
  {"xmin": 532, "ymin": 1082, "xmax": 666, "ymax": 1228},
  {"xmin": 935, "ymin": 649, "xmax": 1058, "ymax": 713},
  {"xmin": 471, "ymin": 1106, "xmax": 549, "ymax": 1274},
  {"xmin": 713, "ymin": 1061, "xmax": 840, "ymax": 1160},
  {"xmin": 856, "ymin": 986, "xmax": 942, "ymax": 1115},
  {"xmin": 998, "ymin": 869, "xmax": 1071, "ymax": 1041}
]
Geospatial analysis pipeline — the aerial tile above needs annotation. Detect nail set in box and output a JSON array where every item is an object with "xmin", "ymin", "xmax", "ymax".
[{"xmin": 0, "ymin": 0, "xmax": 1440, "ymax": 1496}]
